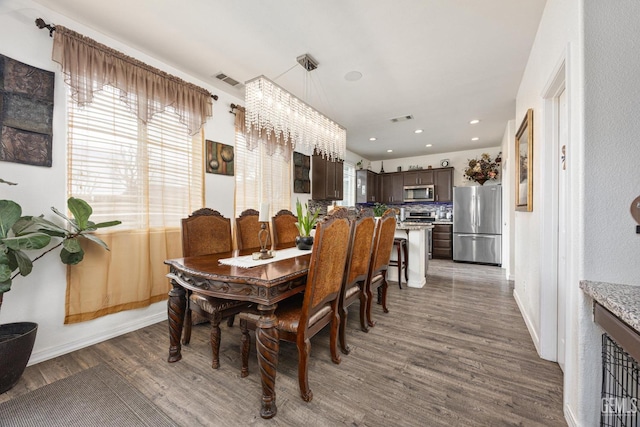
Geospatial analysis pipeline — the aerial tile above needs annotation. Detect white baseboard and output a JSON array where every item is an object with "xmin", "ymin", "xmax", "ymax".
[
  {"xmin": 564, "ymin": 403, "xmax": 578, "ymax": 427},
  {"xmin": 28, "ymin": 312, "xmax": 167, "ymax": 365},
  {"xmin": 513, "ymin": 288, "xmax": 541, "ymax": 355}
]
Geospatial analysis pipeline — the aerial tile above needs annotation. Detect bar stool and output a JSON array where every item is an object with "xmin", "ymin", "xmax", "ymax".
[{"xmin": 389, "ymin": 237, "xmax": 408, "ymax": 288}]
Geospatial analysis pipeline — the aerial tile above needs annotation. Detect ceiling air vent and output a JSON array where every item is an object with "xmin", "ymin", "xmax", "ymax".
[
  {"xmin": 390, "ymin": 115, "xmax": 414, "ymax": 123},
  {"xmin": 214, "ymin": 72, "xmax": 242, "ymax": 87}
]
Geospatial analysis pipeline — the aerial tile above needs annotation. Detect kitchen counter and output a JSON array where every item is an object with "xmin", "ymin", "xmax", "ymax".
[
  {"xmin": 393, "ymin": 222, "xmax": 432, "ymax": 289},
  {"xmin": 580, "ymin": 280, "xmax": 640, "ymax": 333}
]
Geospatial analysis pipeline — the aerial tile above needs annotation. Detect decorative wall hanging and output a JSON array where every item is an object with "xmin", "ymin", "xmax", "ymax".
[
  {"xmin": 293, "ymin": 151, "xmax": 310, "ymax": 193},
  {"xmin": 515, "ymin": 109, "xmax": 534, "ymax": 211},
  {"xmin": 206, "ymin": 140, "xmax": 234, "ymax": 175},
  {"xmin": 0, "ymin": 54, "xmax": 54, "ymax": 167}
]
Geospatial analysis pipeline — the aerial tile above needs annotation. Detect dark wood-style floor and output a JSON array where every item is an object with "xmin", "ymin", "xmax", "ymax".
[{"xmin": 1, "ymin": 260, "xmax": 565, "ymax": 426}]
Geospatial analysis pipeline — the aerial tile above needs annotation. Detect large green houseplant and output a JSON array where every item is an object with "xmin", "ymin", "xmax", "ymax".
[{"xmin": 0, "ymin": 186, "xmax": 121, "ymax": 394}]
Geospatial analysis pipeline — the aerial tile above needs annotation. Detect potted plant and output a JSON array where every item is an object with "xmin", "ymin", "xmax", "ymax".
[
  {"xmin": 373, "ymin": 202, "xmax": 388, "ymax": 218},
  {"xmin": 0, "ymin": 188, "xmax": 121, "ymax": 394},
  {"xmin": 294, "ymin": 199, "xmax": 319, "ymax": 250}
]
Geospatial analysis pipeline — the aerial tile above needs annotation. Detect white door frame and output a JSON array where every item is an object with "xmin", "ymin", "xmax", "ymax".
[{"xmin": 538, "ymin": 52, "xmax": 568, "ymax": 361}]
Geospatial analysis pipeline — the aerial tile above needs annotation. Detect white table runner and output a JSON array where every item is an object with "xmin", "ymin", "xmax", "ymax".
[{"xmin": 218, "ymin": 246, "xmax": 311, "ymax": 268}]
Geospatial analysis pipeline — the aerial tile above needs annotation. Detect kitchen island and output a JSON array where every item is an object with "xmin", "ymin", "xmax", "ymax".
[{"xmin": 392, "ymin": 222, "xmax": 434, "ymax": 288}]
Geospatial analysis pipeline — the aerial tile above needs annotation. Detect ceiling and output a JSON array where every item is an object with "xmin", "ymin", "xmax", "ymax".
[{"xmin": 32, "ymin": 0, "xmax": 546, "ymax": 161}]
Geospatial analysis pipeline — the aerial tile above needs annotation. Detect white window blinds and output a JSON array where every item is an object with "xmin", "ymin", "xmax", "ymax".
[{"xmin": 67, "ymin": 85, "xmax": 203, "ymax": 229}]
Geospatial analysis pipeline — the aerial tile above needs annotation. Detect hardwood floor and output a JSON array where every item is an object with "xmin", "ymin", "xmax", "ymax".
[{"xmin": 1, "ymin": 260, "xmax": 565, "ymax": 426}]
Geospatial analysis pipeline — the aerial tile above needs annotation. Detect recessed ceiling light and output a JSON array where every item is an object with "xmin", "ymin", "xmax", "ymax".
[
  {"xmin": 387, "ymin": 149, "xmax": 393, "ymax": 153},
  {"xmin": 425, "ymin": 144, "xmax": 433, "ymax": 147},
  {"xmin": 369, "ymin": 137, "xmax": 377, "ymax": 141},
  {"xmin": 344, "ymin": 71, "xmax": 363, "ymax": 81},
  {"xmin": 471, "ymin": 137, "xmax": 479, "ymax": 141},
  {"xmin": 414, "ymin": 129, "xmax": 423, "ymax": 134},
  {"xmin": 470, "ymin": 119, "xmax": 480, "ymax": 124}
]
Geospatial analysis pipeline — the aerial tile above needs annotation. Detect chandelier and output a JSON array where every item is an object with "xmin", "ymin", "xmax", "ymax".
[{"xmin": 244, "ymin": 73, "xmax": 346, "ymax": 161}]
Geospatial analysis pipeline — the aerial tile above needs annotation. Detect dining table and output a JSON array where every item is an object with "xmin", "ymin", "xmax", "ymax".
[{"xmin": 164, "ymin": 245, "xmax": 311, "ymax": 419}]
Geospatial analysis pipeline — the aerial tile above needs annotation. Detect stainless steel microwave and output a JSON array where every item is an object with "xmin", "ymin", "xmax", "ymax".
[{"xmin": 403, "ymin": 185, "xmax": 435, "ymax": 202}]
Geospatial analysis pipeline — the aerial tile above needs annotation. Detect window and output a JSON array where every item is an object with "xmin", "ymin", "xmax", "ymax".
[
  {"xmin": 65, "ymin": 85, "xmax": 203, "ymax": 324},
  {"xmin": 339, "ymin": 161, "xmax": 356, "ymax": 207},
  {"xmin": 234, "ymin": 129, "xmax": 291, "ymax": 218},
  {"xmin": 68, "ymin": 85, "xmax": 203, "ymax": 228}
]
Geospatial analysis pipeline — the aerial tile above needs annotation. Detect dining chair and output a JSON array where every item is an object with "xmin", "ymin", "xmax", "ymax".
[
  {"xmin": 235, "ymin": 208, "xmax": 271, "ymax": 250},
  {"xmin": 271, "ymin": 209, "xmax": 299, "ymax": 246},
  {"xmin": 364, "ymin": 209, "xmax": 397, "ymax": 328},
  {"xmin": 180, "ymin": 208, "xmax": 252, "ymax": 369},
  {"xmin": 338, "ymin": 209, "xmax": 377, "ymax": 354},
  {"xmin": 239, "ymin": 208, "xmax": 353, "ymax": 402}
]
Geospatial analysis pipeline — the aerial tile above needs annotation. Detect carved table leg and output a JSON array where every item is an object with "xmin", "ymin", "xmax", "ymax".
[
  {"xmin": 167, "ymin": 280, "xmax": 186, "ymax": 363},
  {"xmin": 256, "ymin": 303, "xmax": 279, "ymax": 419}
]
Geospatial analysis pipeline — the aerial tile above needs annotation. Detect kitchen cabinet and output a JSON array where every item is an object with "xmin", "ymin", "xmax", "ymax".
[
  {"xmin": 434, "ymin": 167, "xmax": 453, "ymax": 202},
  {"xmin": 432, "ymin": 223, "xmax": 452, "ymax": 259},
  {"xmin": 381, "ymin": 172, "xmax": 404, "ymax": 203},
  {"xmin": 356, "ymin": 169, "xmax": 379, "ymax": 203},
  {"xmin": 312, "ymin": 153, "xmax": 343, "ymax": 200},
  {"xmin": 404, "ymin": 169, "xmax": 433, "ymax": 186}
]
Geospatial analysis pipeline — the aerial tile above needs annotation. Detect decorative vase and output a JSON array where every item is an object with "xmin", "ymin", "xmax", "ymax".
[
  {"xmin": 0, "ymin": 322, "xmax": 38, "ymax": 394},
  {"xmin": 295, "ymin": 235, "xmax": 314, "ymax": 250},
  {"xmin": 475, "ymin": 178, "xmax": 487, "ymax": 185}
]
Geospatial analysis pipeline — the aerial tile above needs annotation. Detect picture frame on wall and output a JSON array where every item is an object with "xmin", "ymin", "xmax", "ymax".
[
  {"xmin": 206, "ymin": 140, "xmax": 234, "ymax": 176},
  {"xmin": 515, "ymin": 108, "xmax": 533, "ymax": 212}
]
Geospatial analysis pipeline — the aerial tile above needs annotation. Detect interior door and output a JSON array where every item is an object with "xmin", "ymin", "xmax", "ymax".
[{"xmin": 557, "ymin": 88, "xmax": 568, "ymax": 371}]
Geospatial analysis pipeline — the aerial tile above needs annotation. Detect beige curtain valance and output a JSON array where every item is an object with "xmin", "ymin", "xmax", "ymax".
[{"xmin": 52, "ymin": 25, "xmax": 212, "ymax": 135}]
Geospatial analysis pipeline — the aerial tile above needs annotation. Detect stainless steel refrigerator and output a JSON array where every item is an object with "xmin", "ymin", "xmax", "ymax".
[{"xmin": 453, "ymin": 185, "xmax": 502, "ymax": 265}]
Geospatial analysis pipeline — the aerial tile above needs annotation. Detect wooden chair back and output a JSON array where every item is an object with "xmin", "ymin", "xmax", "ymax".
[
  {"xmin": 299, "ymin": 208, "xmax": 352, "ymax": 334},
  {"xmin": 235, "ymin": 209, "xmax": 271, "ymax": 250},
  {"xmin": 369, "ymin": 209, "xmax": 397, "ymax": 276},
  {"xmin": 181, "ymin": 208, "xmax": 232, "ymax": 257},
  {"xmin": 271, "ymin": 209, "xmax": 299, "ymax": 246},
  {"xmin": 337, "ymin": 209, "xmax": 377, "ymax": 353}
]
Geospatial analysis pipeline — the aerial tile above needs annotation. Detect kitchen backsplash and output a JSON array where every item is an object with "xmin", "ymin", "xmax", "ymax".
[{"xmin": 310, "ymin": 199, "xmax": 453, "ymax": 218}]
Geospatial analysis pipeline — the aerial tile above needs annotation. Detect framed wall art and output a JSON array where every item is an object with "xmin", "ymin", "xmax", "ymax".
[
  {"xmin": 0, "ymin": 54, "xmax": 55, "ymax": 167},
  {"xmin": 206, "ymin": 140, "xmax": 234, "ymax": 175},
  {"xmin": 515, "ymin": 108, "xmax": 533, "ymax": 211}
]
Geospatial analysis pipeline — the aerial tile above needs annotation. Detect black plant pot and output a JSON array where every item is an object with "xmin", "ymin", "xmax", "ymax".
[
  {"xmin": 0, "ymin": 322, "xmax": 38, "ymax": 394},
  {"xmin": 295, "ymin": 235, "xmax": 314, "ymax": 250}
]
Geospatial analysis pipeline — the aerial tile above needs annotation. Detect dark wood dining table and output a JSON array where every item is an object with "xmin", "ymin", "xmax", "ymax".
[{"xmin": 164, "ymin": 246, "xmax": 310, "ymax": 419}]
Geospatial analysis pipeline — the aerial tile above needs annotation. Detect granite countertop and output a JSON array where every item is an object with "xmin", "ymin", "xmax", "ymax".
[
  {"xmin": 397, "ymin": 222, "xmax": 435, "ymax": 231},
  {"xmin": 580, "ymin": 280, "xmax": 640, "ymax": 332},
  {"xmin": 433, "ymin": 220, "xmax": 453, "ymax": 225}
]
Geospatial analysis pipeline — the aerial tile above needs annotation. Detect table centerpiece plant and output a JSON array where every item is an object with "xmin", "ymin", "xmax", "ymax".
[
  {"xmin": 294, "ymin": 199, "xmax": 319, "ymax": 250},
  {"xmin": 463, "ymin": 152, "xmax": 501, "ymax": 185},
  {"xmin": 0, "ymin": 179, "xmax": 121, "ymax": 394}
]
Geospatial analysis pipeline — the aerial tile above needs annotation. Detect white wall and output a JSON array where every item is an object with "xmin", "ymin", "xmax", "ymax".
[
  {"xmin": 500, "ymin": 120, "xmax": 516, "ymax": 280},
  {"xmin": 0, "ymin": 0, "xmax": 242, "ymax": 363},
  {"xmin": 513, "ymin": 0, "xmax": 640, "ymax": 425},
  {"xmin": 513, "ymin": 0, "xmax": 585, "ymax": 424},
  {"xmin": 368, "ymin": 146, "xmax": 503, "ymax": 188},
  {"xmin": 579, "ymin": 0, "xmax": 640, "ymax": 424}
]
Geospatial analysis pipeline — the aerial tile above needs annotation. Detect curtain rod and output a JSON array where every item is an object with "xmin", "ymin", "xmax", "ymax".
[{"xmin": 35, "ymin": 17, "xmax": 218, "ymax": 101}]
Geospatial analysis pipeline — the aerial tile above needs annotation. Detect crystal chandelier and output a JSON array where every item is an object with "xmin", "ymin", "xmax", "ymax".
[{"xmin": 244, "ymin": 75, "xmax": 346, "ymax": 161}]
